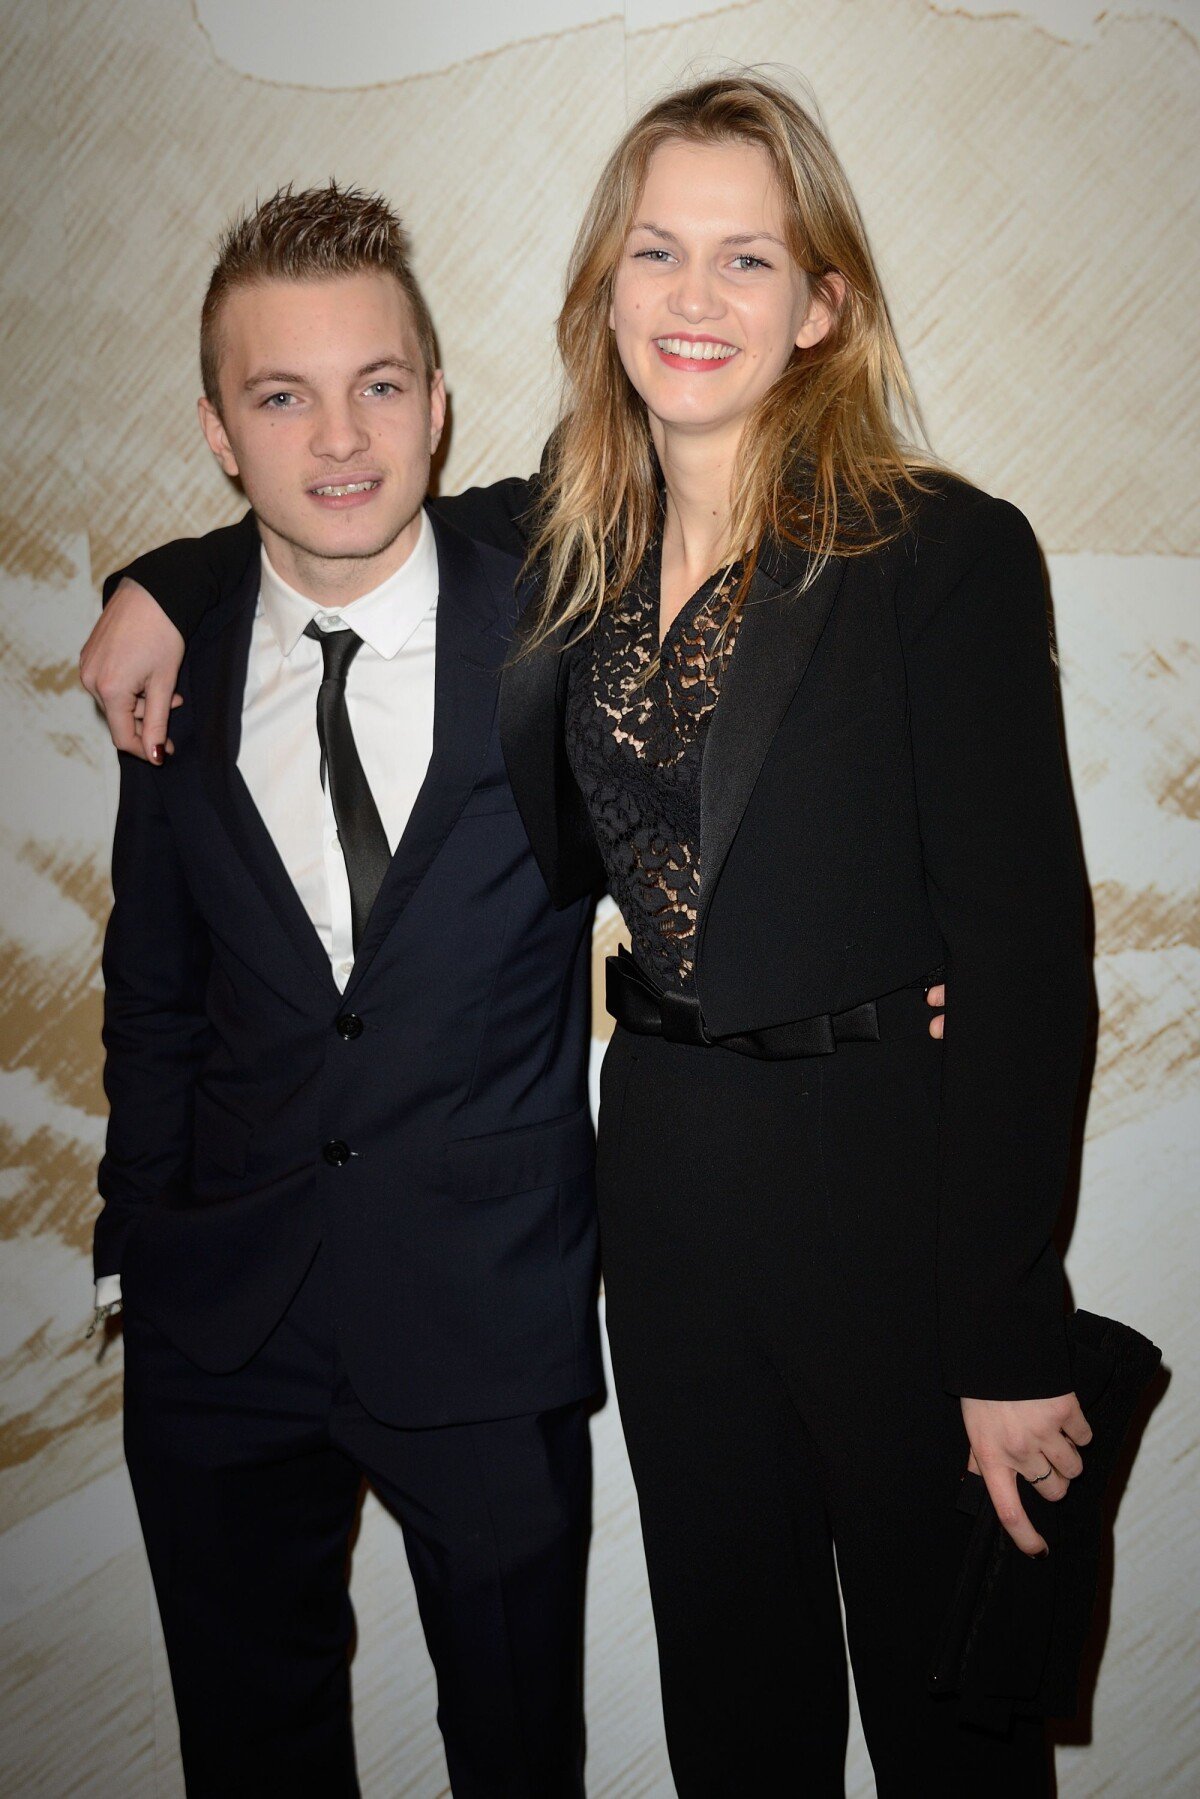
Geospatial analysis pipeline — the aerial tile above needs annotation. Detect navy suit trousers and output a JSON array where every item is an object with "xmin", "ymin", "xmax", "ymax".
[{"xmin": 122, "ymin": 1247, "xmax": 590, "ymax": 1798}]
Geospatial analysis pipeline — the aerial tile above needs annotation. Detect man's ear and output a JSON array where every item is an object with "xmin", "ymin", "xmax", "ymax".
[
  {"xmin": 198, "ymin": 395, "xmax": 240, "ymax": 479},
  {"xmin": 428, "ymin": 370, "xmax": 447, "ymax": 454},
  {"xmin": 795, "ymin": 270, "xmax": 847, "ymax": 351}
]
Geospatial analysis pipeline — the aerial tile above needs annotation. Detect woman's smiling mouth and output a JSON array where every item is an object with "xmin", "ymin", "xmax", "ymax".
[{"xmin": 654, "ymin": 335, "xmax": 740, "ymax": 370}]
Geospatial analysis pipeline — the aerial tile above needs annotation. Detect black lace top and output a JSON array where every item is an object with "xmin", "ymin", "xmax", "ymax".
[{"xmin": 564, "ymin": 536, "xmax": 743, "ymax": 994}]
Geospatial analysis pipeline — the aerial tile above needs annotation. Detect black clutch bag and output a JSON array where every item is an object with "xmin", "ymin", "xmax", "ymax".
[{"xmin": 929, "ymin": 1310, "xmax": 1162, "ymax": 1730}]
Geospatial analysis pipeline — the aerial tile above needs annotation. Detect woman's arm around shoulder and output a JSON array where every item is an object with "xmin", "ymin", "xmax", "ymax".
[
  {"xmin": 81, "ymin": 510, "xmax": 259, "ymax": 761},
  {"xmin": 432, "ymin": 474, "xmax": 539, "ymax": 559}
]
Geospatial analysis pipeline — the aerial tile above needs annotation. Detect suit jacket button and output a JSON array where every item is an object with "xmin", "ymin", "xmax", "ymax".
[
  {"xmin": 336, "ymin": 1013, "xmax": 363, "ymax": 1040},
  {"xmin": 323, "ymin": 1139, "xmax": 351, "ymax": 1167}
]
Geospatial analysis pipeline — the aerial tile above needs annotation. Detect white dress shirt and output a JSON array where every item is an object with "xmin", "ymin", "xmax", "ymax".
[
  {"xmin": 239, "ymin": 509, "xmax": 439, "ymax": 987},
  {"xmin": 94, "ymin": 510, "xmax": 440, "ymax": 1317}
]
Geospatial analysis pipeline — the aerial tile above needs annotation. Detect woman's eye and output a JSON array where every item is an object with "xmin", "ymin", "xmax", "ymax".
[
  {"xmin": 731, "ymin": 254, "xmax": 770, "ymax": 271},
  {"xmin": 633, "ymin": 248, "xmax": 672, "ymax": 263}
]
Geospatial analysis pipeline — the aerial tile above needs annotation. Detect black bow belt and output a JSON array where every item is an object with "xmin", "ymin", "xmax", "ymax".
[{"xmin": 606, "ymin": 945, "xmax": 885, "ymax": 1061}]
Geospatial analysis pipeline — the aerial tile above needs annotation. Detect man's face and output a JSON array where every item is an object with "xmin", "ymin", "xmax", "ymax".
[{"xmin": 199, "ymin": 272, "xmax": 445, "ymax": 599}]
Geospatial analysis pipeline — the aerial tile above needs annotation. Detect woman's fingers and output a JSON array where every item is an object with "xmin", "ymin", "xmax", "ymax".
[
  {"xmin": 1062, "ymin": 1398, "xmax": 1093, "ymax": 1447},
  {"xmin": 960, "ymin": 1393, "xmax": 1092, "ymax": 1549},
  {"xmin": 1022, "ymin": 1455, "xmax": 1070, "ymax": 1503},
  {"xmin": 979, "ymin": 1461, "xmax": 1047, "ymax": 1557},
  {"xmin": 926, "ymin": 983, "xmax": 945, "ymax": 1039},
  {"xmin": 79, "ymin": 578, "xmax": 185, "ymax": 762},
  {"xmin": 1045, "ymin": 1432, "xmax": 1084, "ymax": 1481}
]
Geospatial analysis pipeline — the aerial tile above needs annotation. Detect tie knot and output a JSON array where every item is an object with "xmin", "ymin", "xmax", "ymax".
[{"xmin": 304, "ymin": 617, "xmax": 364, "ymax": 682}]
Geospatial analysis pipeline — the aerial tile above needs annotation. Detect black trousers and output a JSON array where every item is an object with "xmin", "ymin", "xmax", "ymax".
[
  {"xmin": 596, "ymin": 989, "xmax": 1051, "ymax": 1798},
  {"xmin": 122, "ymin": 1247, "xmax": 590, "ymax": 1798}
]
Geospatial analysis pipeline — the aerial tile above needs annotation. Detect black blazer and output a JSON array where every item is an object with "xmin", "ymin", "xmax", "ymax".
[
  {"xmin": 120, "ymin": 474, "xmax": 1091, "ymax": 1403},
  {"xmin": 98, "ymin": 505, "xmax": 602, "ymax": 1428},
  {"xmin": 503, "ymin": 475, "xmax": 1091, "ymax": 1402}
]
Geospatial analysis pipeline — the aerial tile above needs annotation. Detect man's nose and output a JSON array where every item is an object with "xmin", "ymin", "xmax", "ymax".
[{"xmin": 310, "ymin": 401, "xmax": 371, "ymax": 461}]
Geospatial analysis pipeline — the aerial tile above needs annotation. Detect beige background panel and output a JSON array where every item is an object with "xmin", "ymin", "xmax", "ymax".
[{"xmin": 2, "ymin": 0, "xmax": 1197, "ymax": 1792}]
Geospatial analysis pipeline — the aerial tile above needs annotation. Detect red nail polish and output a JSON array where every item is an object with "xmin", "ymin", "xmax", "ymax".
[{"xmin": 150, "ymin": 744, "xmax": 164, "ymax": 765}]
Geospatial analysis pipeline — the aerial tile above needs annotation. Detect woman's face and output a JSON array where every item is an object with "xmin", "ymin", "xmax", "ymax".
[{"xmin": 609, "ymin": 137, "xmax": 834, "ymax": 449}]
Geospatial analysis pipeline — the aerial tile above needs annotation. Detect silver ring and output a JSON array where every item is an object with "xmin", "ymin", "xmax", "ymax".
[{"xmin": 1029, "ymin": 1466, "xmax": 1053, "ymax": 1485}]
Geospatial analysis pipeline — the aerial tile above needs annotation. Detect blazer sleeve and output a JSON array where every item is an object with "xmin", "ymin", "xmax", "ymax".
[
  {"xmin": 900, "ymin": 494, "xmax": 1092, "ymax": 1400},
  {"xmin": 433, "ymin": 474, "xmax": 539, "ymax": 558},
  {"xmin": 103, "ymin": 509, "xmax": 260, "ymax": 639},
  {"xmin": 95, "ymin": 753, "xmax": 214, "ymax": 1278}
]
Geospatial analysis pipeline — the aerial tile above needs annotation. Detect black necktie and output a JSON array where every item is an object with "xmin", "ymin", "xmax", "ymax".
[{"xmin": 304, "ymin": 619, "xmax": 391, "ymax": 950}]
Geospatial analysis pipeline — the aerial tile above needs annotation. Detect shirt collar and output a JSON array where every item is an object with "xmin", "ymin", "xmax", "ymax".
[{"xmin": 258, "ymin": 507, "xmax": 439, "ymax": 660}]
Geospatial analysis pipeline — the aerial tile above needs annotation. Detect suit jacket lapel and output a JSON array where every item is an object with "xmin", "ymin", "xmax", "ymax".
[
  {"xmin": 194, "ymin": 559, "xmax": 337, "ymax": 997},
  {"xmin": 344, "ymin": 511, "xmax": 510, "ymax": 992},
  {"xmin": 698, "ymin": 549, "xmax": 846, "ymax": 933}
]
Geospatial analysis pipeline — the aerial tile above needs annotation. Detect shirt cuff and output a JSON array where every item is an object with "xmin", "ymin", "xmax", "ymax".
[{"xmin": 95, "ymin": 1274, "xmax": 123, "ymax": 1307}]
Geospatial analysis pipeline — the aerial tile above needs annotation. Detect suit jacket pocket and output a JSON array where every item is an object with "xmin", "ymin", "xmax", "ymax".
[
  {"xmin": 192, "ymin": 1089, "xmax": 253, "ymax": 1178},
  {"xmin": 446, "ymin": 1104, "xmax": 595, "ymax": 1200}
]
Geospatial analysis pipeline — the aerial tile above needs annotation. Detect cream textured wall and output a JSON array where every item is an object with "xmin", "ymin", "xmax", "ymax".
[{"xmin": 1, "ymin": 2, "xmax": 1197, "ymax": 1792}]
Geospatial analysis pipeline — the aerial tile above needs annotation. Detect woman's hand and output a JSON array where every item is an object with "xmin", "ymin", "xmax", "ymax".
[
  {"xmin": 80, "ymin": 578, "xmax": 185, "ymax": 762},
  {"xmin": 926, "ymin": 983, "xmax": 946, "ymax": 1038},
  {"xmin": 961, "ymin": 1392, "xmax": 1092, "ymax": 1557}
]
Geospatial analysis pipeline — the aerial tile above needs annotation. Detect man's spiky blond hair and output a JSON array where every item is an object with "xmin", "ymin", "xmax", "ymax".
[{"xmin": 200, "ymin": 181, "xmax": 437, "ymax": 407}]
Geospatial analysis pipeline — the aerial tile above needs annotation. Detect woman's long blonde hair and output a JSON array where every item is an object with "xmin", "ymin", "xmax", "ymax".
[{"xmin": 524, "ymin": 72, "xmax": 935, "ymax": 649}]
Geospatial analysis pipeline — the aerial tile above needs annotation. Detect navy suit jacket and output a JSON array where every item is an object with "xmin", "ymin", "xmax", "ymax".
[{"xmin": 96, "ymin": 503, "xmax": 602, "ymax": 1427}]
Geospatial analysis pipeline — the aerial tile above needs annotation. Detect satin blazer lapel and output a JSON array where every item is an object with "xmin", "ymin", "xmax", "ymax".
[
  {"xmin": 194, "ymin": 562, "xmax": 336, "ymax": 996},
  {"xmin": 698, "ymin": 552, "xmax": 846, "ymax": 926},
  {"xmin": 344, "ymin": 512, "xmax": 509, "ymax": 992}
]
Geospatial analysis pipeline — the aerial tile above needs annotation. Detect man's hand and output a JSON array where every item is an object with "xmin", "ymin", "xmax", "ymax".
[
  {"xmin": 80, "ymin": 578, "xmax": 185, "ymax": 762},
  {"xmin": 961, "ymin": 1392, "xmax": 1092, "ymax": 1557},
  {"xmin": 927, "ymin": 983, "xmax": 945, "ymax": 1038}
]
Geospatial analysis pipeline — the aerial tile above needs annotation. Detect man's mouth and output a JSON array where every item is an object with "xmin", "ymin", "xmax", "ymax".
[
  {"xmin": 309, "ymin": 479, "xmax": 381, "ymax": 497},
  {"xmin": 654, "ymin": 336, "xmax": 739, "ymax": 364}
]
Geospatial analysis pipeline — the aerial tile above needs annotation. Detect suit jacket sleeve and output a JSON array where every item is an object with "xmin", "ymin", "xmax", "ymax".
[
  {"xmin": 103, "ymin": 510, "xmax": 260, "ymax": 638},
  {"xmin": 900, "ymin": 494, "xmax": 1091, "ymax": 1400},
  {"xmin": 95, "ymin": 753, "xmax": 214, "ymax": 1278}
]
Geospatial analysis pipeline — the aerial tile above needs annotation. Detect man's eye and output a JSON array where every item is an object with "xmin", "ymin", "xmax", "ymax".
[
  {"xmin": 364, "ymin": 382, "xmax": 397, "ymax": 397},
  {"xmin": 261, "ymin": 392, "xmax": 296, "ymax": 409}
]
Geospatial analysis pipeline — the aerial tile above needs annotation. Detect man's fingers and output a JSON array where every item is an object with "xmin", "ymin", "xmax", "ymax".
[{"xmin": 980, "ymin": 1462, "xmax": 1047, "ymax": 1557}]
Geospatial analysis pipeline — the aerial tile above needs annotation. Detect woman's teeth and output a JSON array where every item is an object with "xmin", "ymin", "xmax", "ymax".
[
  {"xmin": 655, "ymin": 339, "xmax": 737, "ymax": 360},
  {"xmin": 313, "ymin": 480, "xmax": 379, "ymax": 496}
]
